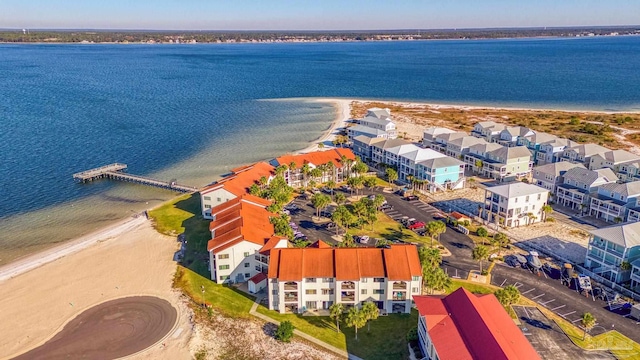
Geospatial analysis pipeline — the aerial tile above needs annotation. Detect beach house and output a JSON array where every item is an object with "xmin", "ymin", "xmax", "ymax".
[
  {"xmin": 207, "ymin": 195, "xmax": 288, "ymax": 284},
  {"xmin": 464, "ymin": 142, "xmax": 503, "ymax": 172},
  {"xmin": 445, "ymin": 135, "xmax": 488, "ymax": 159},
  {"xmin": 555, "ymin": 167, "xmax": 618, "ymax": 213},
  {"xmin": 588, "ymin": 149, "xmax": 640, "ymax": 176},
  {"xmin": 481, "ymin": 146, "xmax": 533, "ymax": 181},
  {"xmin": 271, "ymin": 148, "xmax": 356, "ymax": 188},
  {"xmin": 267, "ymin": 244, "xmax": 422, "ymax": 314},
  {"xmin": 535, "ymin": 138, "xmax": 577, "ymax": 166},
  {"xmin": 589, "ymin": 181, "xmax": 640, "ymax": 223},
  {"xmin": 516, "ymin": 132, "xmax": 558, "ymax": 163},
  {"xmin": 431, "ymin": 131, "xmax": 467, "ymax": 153},
  {"xmin": 532, "ymin": 162, "xmax": 585, "ymax": 195},
  {"xmin": 348, "ymin": 107, "xmax": 397, "ymax": 140},
  {"xmin": 497, "ymin": 126, "xmax": 535, "ymax": 147},
  {"xmin": 585, "ymin": 222, "xmax": 640, "ymax": 284},
  {"xmin": 415, "ymin": 156, "xmax": 466, "ymax": 192},
  {"xmin": 352, "ymin": 135, "xmax": 385, "ymax": 162},
  {"xmin": 482, "ymin": 182, "xmax": 549, "ymax": 227},
  {"xmin": 561, "ymin": 143, "xmax": 609, "ymax": 166},
  {"xmin": 370, "ymin": 138, "xmax": 411, "ymax": 165},
  {"xmin": 422, "ymin": 127, "xmax": 456, "ymax": 149},
  {"xmin": 618, "ymin": 159, "xmax": 640, "ymax": 183},
  {"xmin": 471, "ymin": 121, "xmax": 507, "ymax": 143},
  {"xmin": 414, "ymin": 288, "xmax": 541, "ymax": 360}
]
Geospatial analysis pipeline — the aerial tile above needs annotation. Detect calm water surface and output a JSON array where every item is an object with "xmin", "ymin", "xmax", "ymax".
[{"xmin": 1, "ymin": 36, "xmax": 639, "ymax": 264}]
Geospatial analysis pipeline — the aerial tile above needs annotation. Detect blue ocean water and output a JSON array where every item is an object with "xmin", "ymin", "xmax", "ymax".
[{"xmin": 0, "ymin": 36, "xmax": 639, "ymax": 262}]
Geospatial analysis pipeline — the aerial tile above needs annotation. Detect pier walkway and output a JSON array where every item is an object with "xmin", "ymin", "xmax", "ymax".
[{"xmin": 73, "ymin": 163, "xmax": 199, "ymax": 193}]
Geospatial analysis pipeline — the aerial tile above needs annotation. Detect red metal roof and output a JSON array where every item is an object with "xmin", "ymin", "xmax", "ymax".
[
  {"xmin": 414, "ymin": 288, "xmax": 541, "ymax": 360},
  {"xmin": 248, "ymin": 272, "xmax": 267, "ymax": 284},
  {"xmin": 268, "ymin": 245, "xmax": 421, "ymax": 281}
]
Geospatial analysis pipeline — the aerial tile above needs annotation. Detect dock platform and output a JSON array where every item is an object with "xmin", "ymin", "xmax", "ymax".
[{"xmin": 73, "ymin": 163, "xmax": 199, "ymax": 193}]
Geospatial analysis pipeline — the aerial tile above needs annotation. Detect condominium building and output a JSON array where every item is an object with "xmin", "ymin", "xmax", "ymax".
[
  {"xmin": 445, "ymin": 136, "xmax": 488, "ymax": 159},
  {"xmin": 414, "ymin": 288, "xmax": 541, "ymax": 360},
  {"xmin": 267, "ymin": 244, "xmax": 422, "ymax": 314},
  {"xmin": 585, "ymin": 222, "xmax": 640, "ymax": 284},
  {"xmin": 589, "ymin": 149, "xmax": 640, "ymax": 174},
  {"xmin": 431, "ymin": 131, "xmax": 467, "ymax": 153},
  {"xmin": 471, "ymin": 121, "xmax": 507, "ymax": 143},
  {"xmin": 497, "ymin": 126, "xmax": 535, "ymax": 147},
  {"xmin": 555, "ymin": 167, "xmax": 618, "ymax": 212},
  {"xmin": 422, "ymin": 127, "xmax": 456, "ymax": 148},
  {"xmin": 482, "ymin": 182, "xmax": 549, "ymax": 227},
  {"xmin": 271, "ymin": 148, "xmax": 356, "ymax": 187},
  {"xmin": 348, "ymin": 107, "xmax": 397, "ymax": 140},
  {"xmin": 561, "ymin": 143, "xmax": 609, "ymax": 165},
  {"xmin": 370, "ymin": 138, "xmax": 411, "ymax": 165},
  {"xmin": 535, "ymin": 138, "xmax": 577, "ymax": 166},
  {"xmin": 207, "ymin": 195, "xmax": 288, "ymax": 284}
]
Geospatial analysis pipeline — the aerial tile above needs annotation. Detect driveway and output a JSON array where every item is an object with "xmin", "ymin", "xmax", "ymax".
[{"xmin": 512, "ymin": 306, "xmax": 615, "ymax": 359}]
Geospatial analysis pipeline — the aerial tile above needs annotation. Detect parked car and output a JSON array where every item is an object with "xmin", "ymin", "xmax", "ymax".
[
  {"xmin": 325, "ymin": 222, "xmax": 337, "ymax": 229},
  {"xmin": 408, "ymin": 221, "xmax": 425, "ymax": 230},
  {"xmin": 341, "ymin": 185, "xmax": 351, "ymax": 192},
  {"xmin": 284, "ymin": 203, "xmax": 298, "ymax": 211},
  {"xmin": 404, "ymin": 195, "xmax": 419, "ymax": 201},
  {"xmin": 282, "ymin": 209, "xmax": 290, "ymax": 215},
  {"xmin": 357, "ymin": 236, "xmax": 370, "ymax": 244},
  {"xmin": 380, "ymin": 204, "xmax": 393, "ymax": 211}
]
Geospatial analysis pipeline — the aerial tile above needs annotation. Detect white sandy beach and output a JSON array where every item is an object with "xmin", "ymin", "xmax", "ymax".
[
  {"xmin": 295, "ymin": 98, "xmax": 352, "ymax": 154},
  {"xmin": 0, "ymin": 220, "xmax": 192, "ymax": 360}
]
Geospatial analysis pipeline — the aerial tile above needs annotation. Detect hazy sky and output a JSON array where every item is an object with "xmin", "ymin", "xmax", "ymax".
[{"xmin": 2, "ymin": 0, "xmax": 639, "ymax": 30}]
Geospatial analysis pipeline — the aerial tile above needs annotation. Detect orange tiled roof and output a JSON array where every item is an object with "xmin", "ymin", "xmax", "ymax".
[
  {"xmin": 414, "ymin": 288, "xmax": 541, "ymax": 360},
  {"xmin": 259, "ymin": 236, "xmax": 288, "ymax": 255},
  {"xmin": 274, "ymin": 148, "xmax": 356, "ymax": 169},
  {"xmin": 201, "ymin": 162, "xmax": 275, "ymax": 197},
  {"xmin": 450, "ymin": 211, "xmax": 470, "ymax": 220},
  {"xmin": 207, "ymin": 199, "xmax": 275, "ymax": 253},
  {"xmin": 267, "ymin": 245, "xmax": 421, "ymax": 281},
  {"xmin": 310, "ymin": 240, "xmax": 331, "ymax": 248}
]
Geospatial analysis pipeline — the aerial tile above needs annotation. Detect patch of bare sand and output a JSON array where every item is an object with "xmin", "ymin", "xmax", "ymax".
[{"xmin": 0, "ymin": 221, "xmax": 193, "ymax": 360}]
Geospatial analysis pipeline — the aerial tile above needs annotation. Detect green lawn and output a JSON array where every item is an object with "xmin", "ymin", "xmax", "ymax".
[
  {"xmin": 349, "ymin": 213, "xmax": 436, "ymax": 246},
  {"xmin": 256, "ymin": 305, "xmax": 417, "ymax": 360},
  {"xmin": 446, "ymin": 279, "xmax": 497, "ymax": 295},
  {"xmin": 148, "ymin": 193, "xmax": 211, "ymax": 276},
  {"xmin": 174, "ymin": 266, "xmax": 256, "ymax": 319},
  {"xmin": 255, "ymin": 305, "xmax": 346, "ymax": 350}
]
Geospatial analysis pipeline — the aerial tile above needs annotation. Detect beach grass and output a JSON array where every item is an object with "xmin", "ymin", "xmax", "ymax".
[{"xmin": 174, "ymin": 266, "xmax": 255, "ymax": 319}]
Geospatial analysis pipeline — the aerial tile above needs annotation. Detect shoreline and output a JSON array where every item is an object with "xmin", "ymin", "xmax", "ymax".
[{"xmin": 2, "ymin": 96, "xmax": 639, "ymax": 280}]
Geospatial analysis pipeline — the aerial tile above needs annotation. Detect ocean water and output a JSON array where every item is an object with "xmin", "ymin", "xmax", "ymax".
[{"xmin": 1, "ymin": 36, "xmax": 639, "ymax": 264}]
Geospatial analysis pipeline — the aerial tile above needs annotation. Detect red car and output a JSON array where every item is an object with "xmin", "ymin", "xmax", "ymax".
[{"xmin": 407, "ymin": 221, "xmax": 425, "ymax": 230}]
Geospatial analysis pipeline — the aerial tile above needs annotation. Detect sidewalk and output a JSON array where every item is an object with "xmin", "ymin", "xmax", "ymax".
[{"xmin": 249, "ymin": 297, "xmax": 363, "ymax": 360}]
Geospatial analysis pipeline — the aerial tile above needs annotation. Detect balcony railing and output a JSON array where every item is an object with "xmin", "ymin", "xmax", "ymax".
[
  {"xmin": 341, "ymin": 283, "xmax": 355, "ymax": 290},
  {"xmin": 341, "ymin": 293, "xmax": 355, "ymax": 302},
  {"xmin": 284, "ymin": 294, "xmax": 298, "ymax": 303},
  {"xmin": 392, "ymin": 295, "xmax": 407, "ymax": 301},
  {"xmin": 393, "ymin": 283, "xmax": 407, "ymax": 290},
  {"xmin": 284, "ymin": 284, "xmax": 298, "ymax": 291}
]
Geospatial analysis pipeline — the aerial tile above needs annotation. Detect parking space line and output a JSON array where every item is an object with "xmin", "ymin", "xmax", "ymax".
[
  {"xmin": 532, "ymin": 293, "xmax": 545, "ymax": 300},
  {"xmin": 540, "ymin": 299, "xmax": 555, "ymax": 305},
  {"xmin": 551, "ymin": 304, "xmax": 565, "ymax": 311},
  {"xmin": 560, "ymin": 311, "xmax": 576, "ymax": 317},
  {"xmin": 513, "ymin": 282, "xmax": 523, "ymax": 288},
  {"xmin": 500, "ymin": 279, "xmax": 507, "ymax": 287},
  {"xmin": 521, "ymin": 288, "xmax": 536, "ymax": 295},
  {"xmin": 571, "ymin": 318, "xmax": 583, "ymax": 324}
]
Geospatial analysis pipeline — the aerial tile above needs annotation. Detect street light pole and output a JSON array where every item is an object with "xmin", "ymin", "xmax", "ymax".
[{"xmin": 201, "ymin": 285, "xmax": 205, "ymax": 308}]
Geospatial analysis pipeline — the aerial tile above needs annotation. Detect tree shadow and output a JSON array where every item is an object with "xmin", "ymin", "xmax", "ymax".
[{"xmin": 173, "ymin": 193, "xmax": 214, "ymax": 277}]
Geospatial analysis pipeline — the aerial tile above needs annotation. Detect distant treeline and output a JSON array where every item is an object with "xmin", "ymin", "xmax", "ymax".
[{"xmin": 1, "ymin": 26, "xmax": 639, "ymax": 43}]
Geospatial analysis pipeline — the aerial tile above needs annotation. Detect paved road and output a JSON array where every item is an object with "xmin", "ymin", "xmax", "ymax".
[
  {"xmin": 513, "ymin": 305, "xmax": 615, "ymax": 359},
  {"xmin": 12, "ymin": 296, "xmax": 177, "ymax": 360}
]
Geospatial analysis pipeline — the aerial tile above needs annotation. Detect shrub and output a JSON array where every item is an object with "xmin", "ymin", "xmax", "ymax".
[
  {"xmin": 406, "ymin": 326, "xmax": 418, "ymax": 342},
  {"xmin": 275, "ymin": 320, "xmax": 295, "ymax": 342},
  {"xmin": 546, "ymin": 217, "xmax": 555, "ymax": 222},
  {"xmin": 476, "ymin": 227, "xmax": 488, "ymax": 238}
]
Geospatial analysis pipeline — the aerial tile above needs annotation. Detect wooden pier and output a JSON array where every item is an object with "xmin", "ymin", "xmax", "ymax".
[{"xmin": 73, "ymin": 163, "xmax": 199, "ymax": 193}]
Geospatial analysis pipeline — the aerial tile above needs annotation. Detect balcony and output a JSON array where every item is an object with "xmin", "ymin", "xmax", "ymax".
[
  {"xmin": 284, "ymin": 293, "xmax": 298, "ymax": 303},
  {"xmin": 341, "ymin": 282, "xmax": 355, "ymax": 290},
  {"xmin": 284, "ymin": 282, "xmax": 298, "ymax": 291},
  {"xmin": 341, "ymin": 292, "xmax": 355, "ymax": 302},
  {"xmin": 392, "ymin": 292, "xmax": 407, "ymax": 301},
  {"xmin": 392, "ymin": 281, "xmax": 407, "ymax": 290}
]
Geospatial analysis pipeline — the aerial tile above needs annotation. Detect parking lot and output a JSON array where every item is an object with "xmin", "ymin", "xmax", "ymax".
[{"xmin": 512, "ymin": 306, "xmax": 615, "ymax": 359}]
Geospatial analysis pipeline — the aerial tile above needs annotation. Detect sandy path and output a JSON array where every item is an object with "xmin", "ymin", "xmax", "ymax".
[{"xmin": 0, "ymin": 221, "xmax": 192, "ymax": 360}]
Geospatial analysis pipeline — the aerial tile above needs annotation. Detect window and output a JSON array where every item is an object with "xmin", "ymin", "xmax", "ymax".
[
  {"xmin": 374, "ymin": 278, "xmax": 385, "ymax": 283},
  {"xmin": 219, "ymin": 265, "xmax": 230, "ymax": 270},
  {"xmin": 514, "ymin": 197, "xmax": 518, "ymax": 203},
  {"xmin": 526, "ymin": 195, "xmax": 530, "ymax": 202},
  {"xmin": 243, "ymin": 252, "xmax": 250, "ymax": 257},
  {"xmin": 306, "ymin": 301, "xmax": 317, "ymax": 309},
  {"xmin": 272, "ymin": 290, "xmax": 278, "ymax": 295},
  {"xmin": 203, "ymin": 196, "xmax": 211, "ymax": 201},
  {"xmin": 255, "ymin": 266, "xmax": 261, "ymax": 271},
  {"xmin": 244, "ymin": 263, "xmax": 250, "ymax": 268},
  {"xmin": 216, "ymin": 197, "xmax": 221, "ymax": 202},
  {"xmin": 374, "ymin": 289, "xmax": 385, "ymax": 294},
  {"xmin": 322, "ymin": 289, "xmax": 334, "ymax": 295},
  {"xmin": 361, "ymin": 289, "xmax": 367, "ymax": 295},
  {"xmin": 204, "ymin": 205, "xmax": 211, "ymax": 209},
  {"xmin": 323, "ymin": 278, "xmax": 334, "ymax": 283},
  {"xmin": 412, "ymin": 287, "xmax": 419, "ymax": 293},
  {"xmin": 218, "ymin": 254, "xmax": 229, "ymax": 259},
  {"xmin": 532, "ymin": 205, "xmax": 536, "ymax": 210},
  {"xmin": 361, "ymin": 278, "xmax": 368, "ymax": 283},
  {"xmin": 412, "ymin": 276, "xmax": 420, "ymax": 282},
  {"xmin": 537, "ymin": 194, "xmax": 541, "ymax": 200},
  {"xmin": 245, "ymin": 273, "xmax": 250, "ymax": 278},
  {"xmin": 305, "ymin": 278, "xmax": 317, "ymax": 283},
  {"xmin": 305, "ymin": 289, "xmax": 317, "ymax": 295},
  {"xmin": 219, "ymin": 275, "xmax": 229, "ymax": 281}
]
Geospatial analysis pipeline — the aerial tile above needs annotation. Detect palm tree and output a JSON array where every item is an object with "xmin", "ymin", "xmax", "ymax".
[
  {"xmin": 580, "ymin": 312, "xmax": 596, "ymax": 340},
  {"xmin": 526, "ymin": 212, "xmax": 534, "ymax": 226},
  {"xmin": 614, "ymin": 216, "xmax": 623, "ymax": 224},
  {"xmin": 345, "ymin": 307, "xmax": 367, "ymax": 341},
  {"xmin": 326, "ymin": 161, "xmax": 336, "ymax": 182},
  {"xmin": 426, "ymin": 221, "xmax": 446, "ymax": 248},
  {"xmin": 329, "ymin": 303, "xmax": 344, "ymax": 332},
  {"xmin": 472, "ymin": 245, "xmax": 489, "ymax": 273},
  {"xmin": 541, "ymin": 204, "xmax": 553, "ymax": 222},
  {"xmin": 419, "ymin": 247, "xmax": 442, "ymax": 271},
  {"xmin": 424, "ymin": 267, "xmax": 451, "ymax": 294},
  {"xmin": 334, "ymin": 193, "xmax": 346, "ymax": 206},
  {"xmin": 620, "ymin": 261, "xmax": 632, "ymax": 271},
  {"xmin": 385, "ymin": 168, "xmax": 398, "ymax": 188},
  {"xmin": 326, "ymin": 180, "xmax": 337, "ymax": 198},
  {"xmin": 301, "ymin": 163, "xmax": 311, "ymax": 188},
  {"xmin": 492, "ymin": 233, "xmax": 509, "ymax": 255},
  {"xmin": 361, "ymin": 301, "xmax": 379, "ymax": 332},
  {"xmin": 310, "ymin": 168, "xmax": 323, "ymax": 186},
  {"xmin": 259, "ymin": 176, "xmax": 268, "ymax": 190}
]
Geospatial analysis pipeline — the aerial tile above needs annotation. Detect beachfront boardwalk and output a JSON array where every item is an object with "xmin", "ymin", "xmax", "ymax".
[{"xmin": 73, "ymin": 163, "xmax": 198, "ymax": 193}]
